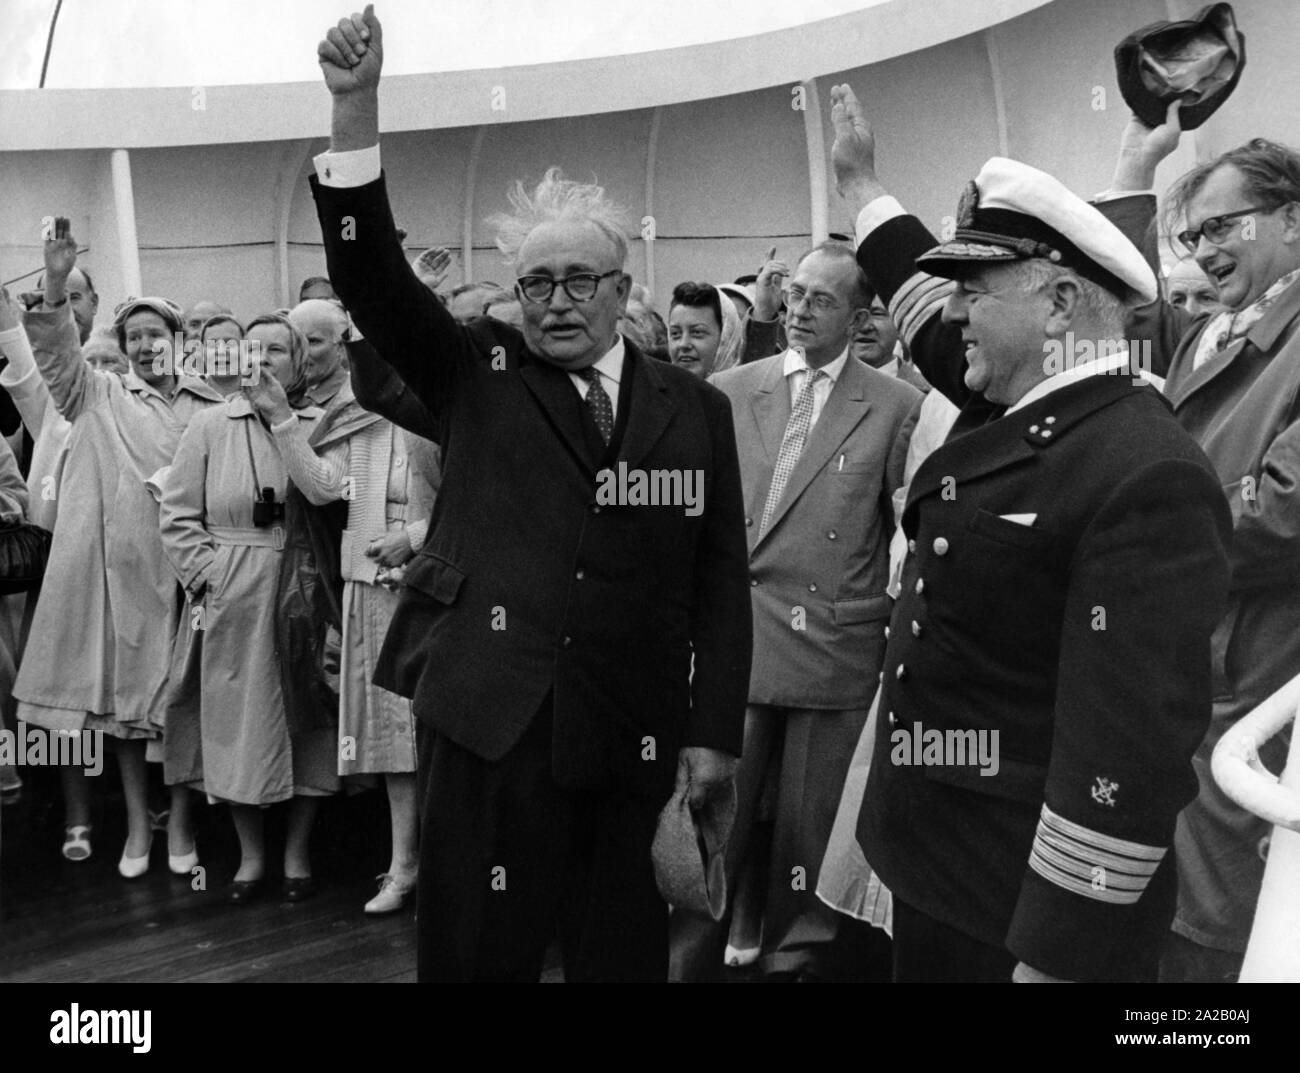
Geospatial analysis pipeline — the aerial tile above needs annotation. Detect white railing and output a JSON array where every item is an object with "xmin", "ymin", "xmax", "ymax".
[{"xmin": 1211, "ymin": 674, "xmax": 1300, "ymax": 982}]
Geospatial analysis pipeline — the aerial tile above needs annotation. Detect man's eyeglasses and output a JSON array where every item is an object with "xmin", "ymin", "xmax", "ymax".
[
  {"xmin": 1176, "ymin": 205, "xmax": 1274, "ymax": 255},
  {"xmin": 516, "ymin": 270, "xmax": 621, "ymax": 305},
  {"xmin": 783, "ymin": 285, "xmax": 840, "ymax": 314}
]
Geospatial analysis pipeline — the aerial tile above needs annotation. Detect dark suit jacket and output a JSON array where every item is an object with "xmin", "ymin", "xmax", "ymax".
[
  {"xmin": 853, "ymin": 209, "xmax": 1232, "ymax": 981},
  {"xmin": 311, "ymin": 174, "xmax": 751, "ymax": 799}
]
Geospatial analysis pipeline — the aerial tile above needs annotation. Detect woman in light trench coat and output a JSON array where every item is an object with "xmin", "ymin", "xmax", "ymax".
[
  {"xmin": 160, "ymin": 314, "xmax": 338, "ymax": 903},
  {"xmin": 14, "ymin": 224, "xmax": 223, "ymax": 876},
  {"xmin": 269, "ymin": 385, "xmax": 438, "ymax": 914}
]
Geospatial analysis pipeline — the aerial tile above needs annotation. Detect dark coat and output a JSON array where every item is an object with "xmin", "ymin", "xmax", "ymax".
[
  {"xmin": 311, "ymin": 174, "xmax": 752, "ymax": 799},
  {"xmin": 853, "ymin": 210, "xmax": 1232, "ymax": 981},
  {"xmin": 1104, "ymin": 193, "xmax": 1300, "ymax": 949}
]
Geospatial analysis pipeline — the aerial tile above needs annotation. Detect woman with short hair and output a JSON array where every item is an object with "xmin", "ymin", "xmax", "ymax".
[
  {"xmin": 160, "ymin": 313, "xmax": 339, "ymax": 903},
  {"xmin": 667, "ymin": 282, "xmax": 743, "ymax": 379}
]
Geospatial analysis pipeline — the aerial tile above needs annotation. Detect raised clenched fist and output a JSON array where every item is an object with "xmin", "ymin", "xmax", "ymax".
[{"xmin": 318, "ymin": 5, "xmax": 384, "ymax": 97}]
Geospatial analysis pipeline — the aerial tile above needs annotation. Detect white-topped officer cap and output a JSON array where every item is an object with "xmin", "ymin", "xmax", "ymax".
[{"xmin": 917, "ymin": 158, "xmax": 1158, "ymax": 307}]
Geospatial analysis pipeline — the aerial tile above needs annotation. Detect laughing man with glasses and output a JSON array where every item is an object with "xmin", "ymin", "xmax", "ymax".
[{"xmin": 1100, "ymin": 108, "xmax": 1300, "ymax": 983}]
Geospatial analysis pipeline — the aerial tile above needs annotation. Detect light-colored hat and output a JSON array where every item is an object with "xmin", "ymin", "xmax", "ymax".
[
  {"xmin": 651, "ymin": 760, "xmax": 736, "ymax": 920},
  {"xmin": 112, "ymin": 295, "xmax": 184, "ymax": 333},
  {"xmin": 917, "ymin": 158, "xmax": 1158, "ymax": 307}
]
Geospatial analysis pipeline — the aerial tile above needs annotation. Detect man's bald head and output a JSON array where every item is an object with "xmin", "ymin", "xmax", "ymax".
[
  {"xmin": 184, "ymin": 299, "xmax": 230, "ymax": 341},
  {"xmin": 289, "ymin": 298, "xmax": 350, "ymax": 386},
  {"xmin": 37, "ymin": 266, "xmax": 98, "ymax": 344}
]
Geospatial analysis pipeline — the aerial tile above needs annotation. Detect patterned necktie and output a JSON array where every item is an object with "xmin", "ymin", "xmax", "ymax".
[
  {"xmin": 760, "ymin": 368, "xmax": 826, "ymax": 532},
  {"xmin": 580, "ymin": 365, "xmax": 614, "ymax": 444}
]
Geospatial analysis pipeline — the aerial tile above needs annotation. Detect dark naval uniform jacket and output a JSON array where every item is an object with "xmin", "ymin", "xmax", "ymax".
[{"xmin": 854, "ymin": 210, "xmax": 1233, "ymax": 981}]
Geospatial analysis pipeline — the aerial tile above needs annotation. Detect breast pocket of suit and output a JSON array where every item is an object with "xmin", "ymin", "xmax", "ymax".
[
  {"xmin": 402, "ymin": 553, "xmax": 466, "ymax": 606},
  {"xmin": 825, "ymin": 454, "xmax": 876, "ymax": 476},
  {"xmin": 966, "ymin": 508, "xmax": 1062, "ymax": 555}
]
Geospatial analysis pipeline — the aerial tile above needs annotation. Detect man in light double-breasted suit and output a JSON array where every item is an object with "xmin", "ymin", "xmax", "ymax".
[{"xmin": 670, "ymin": 243, "xmax": 921, "ymax": 980}]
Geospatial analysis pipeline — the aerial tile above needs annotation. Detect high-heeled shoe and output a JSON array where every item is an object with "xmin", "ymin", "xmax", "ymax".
[
  {"xmin": 118, "ymin": 854, "xmax": 150, "ymax": 879},
  {"xmin": 168, "ymin": 848, "xmax": 200, "ymax": 876},
  {"xmin": 118, "ymin": 834, "xmax": 153, "ymax": 879},
  {"xmin": 228, "ymin": 876, "xmax": 264, "ymax": 905},
  {"xmin": 364, "ymin": 872, "xmax": 416, "ymax": 915},
  {"xmin": 62, "ymin": 824, "xmax": 93, "ymax": 862},
  {"xmin": 282, "ymin": 876, "xmax": 316, "ymax": 903}
]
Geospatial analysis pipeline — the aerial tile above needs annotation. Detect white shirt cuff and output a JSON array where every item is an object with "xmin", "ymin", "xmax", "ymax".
[
  {"xmin": 314, "ymin": 145, "xmax": 381, "ymax": 188},
  {"xmin": 854, "ymin": 196, "xmax": 907, "ymax": 247},
  {"xmin": 1092, "ymin": 188, "xmax": 1155, "ymax": 202}
]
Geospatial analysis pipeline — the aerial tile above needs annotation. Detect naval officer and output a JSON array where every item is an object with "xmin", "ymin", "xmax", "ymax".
[{"xmin": 828, "ymin": 83, "xmax": 1232, "ymax": 982}]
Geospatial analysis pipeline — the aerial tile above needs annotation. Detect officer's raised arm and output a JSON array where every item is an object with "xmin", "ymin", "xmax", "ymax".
[{"xmin": 830, "ymin": 84, "xmax": 970, "ymax": 406}]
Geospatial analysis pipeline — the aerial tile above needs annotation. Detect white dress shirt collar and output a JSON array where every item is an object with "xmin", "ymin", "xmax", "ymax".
[
  {"xmin": 1006, "ymin": 349, "xmax": 1154, "ymax": 414},
  {"xmin": 783, "ymin": 345, "xmax": 850, "ymax": 384}
]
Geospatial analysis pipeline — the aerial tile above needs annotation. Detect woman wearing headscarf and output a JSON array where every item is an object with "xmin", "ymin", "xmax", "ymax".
[
  {"xmin": 666, "ymin": 282, "xmax": 743, "ymax": 379},
  {"xmin": 14, "ymin": 223, "xmax": 223, "ymax": 875},
  {"xmin": 267, "ymin": 379, "xmax": 439, "ymax": 914},
  {"xmin": 160, "ymin": 313, "xmax": 339, "ymax": 903}
]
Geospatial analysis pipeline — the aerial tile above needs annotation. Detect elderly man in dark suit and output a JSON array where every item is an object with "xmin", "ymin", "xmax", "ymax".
[
  {"xmin": 311, "ymin": 7, "xmax": 751, "ymax": 982},
  {"xmin": 829, "ymin": 83, "xmax": 1232, "ymax": 983},
  {"xmin": 670, "ymin": 243, "xmax": 919, "ymax": 981}
]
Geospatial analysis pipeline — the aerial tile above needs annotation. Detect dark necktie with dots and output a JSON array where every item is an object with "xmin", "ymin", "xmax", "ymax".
[{"xmin": 580, "ymin": 366, "xmax": 614, "ymax": 445}]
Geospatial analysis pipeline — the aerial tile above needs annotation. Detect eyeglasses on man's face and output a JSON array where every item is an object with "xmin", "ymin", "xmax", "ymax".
[
  {"xmin": 782, "ymin": 285, "xmax": 841, "ymax": 314},
  {"xmin": 1176, "ymin": 205, "xmax": 1275, "ymax": 255},
  {"xmin": 516, "ymin": 270, "xmax": 622, "ymax": 305}
]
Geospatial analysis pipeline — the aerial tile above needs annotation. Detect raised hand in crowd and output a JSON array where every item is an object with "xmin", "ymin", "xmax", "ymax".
[
  {"xmin": 752, "ymin": 246, "xmax": 788, "ymax": 322},
  {"xmin": 0, "ymin": 286, "xmax": 21, "ymax": 333},
  {"xmin": 318, "ymin": 5, "xmax": 383, "ymax": 97},
  {"xmin": 414, "ymin": 246, "xmax": 452, "ymax": 291},
  {"xmin": 830, "ymin": 83, "xmax": 888, "ymax": 212},
  {"xmin": 41, "ymin": 216, "xmax": 78, "ymax": 307},
  {"xmin": 319, "ymin": 5, "xmax": 384, "ymax": 153},
  {"xmin": 1111, "ymin": 98, "xmax": 1183, "ymax": 193}
]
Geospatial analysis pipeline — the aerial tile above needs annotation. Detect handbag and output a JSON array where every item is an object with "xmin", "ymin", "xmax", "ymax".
[{"xmin": 0, "ymin": 519, "xmax": 52, "ymax": 594}]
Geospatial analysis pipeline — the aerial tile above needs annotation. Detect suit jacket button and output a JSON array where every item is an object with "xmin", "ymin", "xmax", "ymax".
[
  {"xmin": 575, "ymin": 569, "xmax": 585, "ymax": 580},
  {"xmin": 828, "ymin": 529, "xmax": 837, "ymax": 540},
  {"xmin": 884, "ymin": 625, "xmax": 891, "ymax": 639},
  {"xmin": 808, "ymin": 583, "xmax": 818, "ymax": 592},
  {"xmin": 751, "ymin": 578, "xmax": 759, "ymax": 587},
  {"xmin": 933, "ymin": 537, "xmax": 949, "ymax": 556},
  {"xmin": 1029, "ymin": 424, "xmax": 1040, "ymax": 434},
  {"xmin": 911, "ymin": 620, "xmax": 922, "ymax": 637},
  {"xmin": 915, "ymin": 578, "xmax": 925, "ymax": 595},
  {"xmin": 907, "ymin": 539, "xmax": 917, "ymax": 554},
  {"xmin": 746, "ymin": 517, "xmax": 753, "ymax": 527},
  {"xmin": 1044, "ymin": 415, "xmax": 1056, "ymax": 424},
  {"xmin": 895, "ymin": 663, "xmax": 907, "ymax": 680},
  {"xmin": 1041, "ymin": 429, "xmax": 1053, "ymax": 438},
  {"xmin": 561, "ymin": 636, "xmax": 572, "ymax": 648}
]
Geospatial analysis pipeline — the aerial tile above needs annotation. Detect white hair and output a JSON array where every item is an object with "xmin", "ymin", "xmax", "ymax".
[
  {"xmin": 488, "ymin": 166, "xmax": 632, "ymax": 269},
  {"xmin": 1011, "ymin": 259, "xmax": 1126, "ymax": 340}
]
